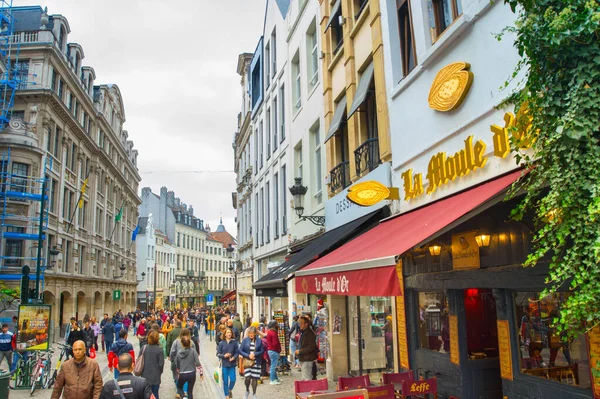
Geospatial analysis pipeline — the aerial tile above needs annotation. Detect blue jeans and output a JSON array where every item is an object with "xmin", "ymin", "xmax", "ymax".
[
  {"xmin": 151, "ymin": 384, "xmax": 160, "ymax": 399},
  {"xmin": 290, "ymin": 340, "xmax": 299, "ymax": 365},
  {"xmin": 114, "ymin": 368, "xmax": 120, "ymax": 379},
  {"xmin": 268, "ymin": 350, "xmax": 280, "ymax": 382},
  {"xmin": 222, "ymin": 366, "xmax": 236, "ymax": 396}
]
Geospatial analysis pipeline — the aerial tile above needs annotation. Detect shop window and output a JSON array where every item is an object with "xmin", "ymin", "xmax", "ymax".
[
  {"xmin": 515, "ymin": 292, "xmax": 591, "ymax": 389},
  {"xmin": 464, "ymin": 289, "xmax": 498, "ymax": 359},
  {"xmin": 418, "ymin": 291, "xmax": 450, "ymax": 354},
  {"xmin": 427, "ymin": 0, "xmax": 462, "ymax": 42}
]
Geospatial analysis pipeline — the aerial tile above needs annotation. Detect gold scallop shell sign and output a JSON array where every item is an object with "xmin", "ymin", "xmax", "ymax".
[
  {"xmin": 347, "ymin": 180, "xmax": 390, "ymax": 207},
  {"xmin": 428, "ymin": 62, "xmax": 474, "ymax": 112}
]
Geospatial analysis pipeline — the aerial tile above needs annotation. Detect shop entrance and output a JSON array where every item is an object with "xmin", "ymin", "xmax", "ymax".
[
  {"xmin": 347, "ymin": 296, "xmax": 394, "ymax": 380},
  {"xmin": 464, "ymin": 288, "xmax": 502, "ymax": 399}
]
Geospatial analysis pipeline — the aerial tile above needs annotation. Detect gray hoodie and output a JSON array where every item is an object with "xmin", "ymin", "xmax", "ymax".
[{"xmin": 176, "ymin": 347, "xmax": 200, "ymax": 373}]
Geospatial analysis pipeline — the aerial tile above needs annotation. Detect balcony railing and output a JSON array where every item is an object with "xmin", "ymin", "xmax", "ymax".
[
  {"xmin": 329, "ymin": 161, "xmax": 350, "ymax": 193},
  {"xmin": 354, "ymin": 137, "xmax": 380, "ymax": 176}
]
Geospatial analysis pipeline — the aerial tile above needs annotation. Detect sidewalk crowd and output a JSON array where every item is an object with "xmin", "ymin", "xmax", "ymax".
[{"xmin": 2, "ymin": 305, "xmax": 321, "ymax": 399}]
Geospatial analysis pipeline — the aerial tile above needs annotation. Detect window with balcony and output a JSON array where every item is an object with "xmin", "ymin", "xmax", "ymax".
[
  {"xmin": 306, "ymin": 20, "xmax": 319, "ymax": 92},
  {"xmin": 428, "ymin": 0, "xmax": 462, "ymax": 41},
  {"xmin": 326, "ymin": 1, "xmax": 344, "ymax": 55},
  {"xmin": 397, "ymin": 0, "xmax": 417, "ymax": 77},
  {"xmin": 292, "ymin": 51, "xmax": 301, "ymax": 111},
  {"xmin": 325, "ymin": 97, "xmax": 350, "ymax": 192}
]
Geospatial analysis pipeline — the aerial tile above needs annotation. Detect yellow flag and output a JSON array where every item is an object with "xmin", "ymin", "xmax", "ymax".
[{"xmin": 78, "ymin": 178, "xmax": 88, "ymax": 208}]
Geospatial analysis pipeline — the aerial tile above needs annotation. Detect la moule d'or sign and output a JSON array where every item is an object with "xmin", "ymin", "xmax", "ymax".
[
  {"xmin": 347, "ymin": 180, "xmax": 399, "ymax": 206},
  {"xmin": 428, "ymin": 62, "xmax": 474, "ymax": 112},
  {"xmin": 402, "ymin": 108, "xmax": 532, "ymax": 201}
]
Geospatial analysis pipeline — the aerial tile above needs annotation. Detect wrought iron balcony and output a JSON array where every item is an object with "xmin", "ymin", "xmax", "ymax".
[
  {"xmin": 329, "ymin": 161, "xmax": 350, "ymax": 193},
  {"xmin": 354, "ymin": 138, "xmax": 380, "ymax": 176}
]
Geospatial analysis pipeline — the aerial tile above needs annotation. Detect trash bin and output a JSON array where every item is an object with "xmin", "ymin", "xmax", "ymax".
[{"xmin": 0, "ymin": 370, "xmax": 10, "ymax": 398}]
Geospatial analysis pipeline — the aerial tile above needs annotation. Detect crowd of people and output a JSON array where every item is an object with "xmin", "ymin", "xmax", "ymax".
[{"xmin": 0, "ymin": 305, "xmax": 321, "ymax": 399}]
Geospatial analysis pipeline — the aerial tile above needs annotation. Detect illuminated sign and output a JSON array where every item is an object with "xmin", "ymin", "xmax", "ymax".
[
  {"xmin": 347, "ymin": 180, "xmax": 399, "ymax": 206},
  {"xmin": 428, "ymin": 62, "xmax": 474, "ymax": 112}
]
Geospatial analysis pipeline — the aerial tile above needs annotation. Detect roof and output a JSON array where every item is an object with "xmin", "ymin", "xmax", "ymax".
[
  {"xmin": 138, "ymin": 217, "xmax": 149, "ymax": 234},
  {"xmin": 210, "ymin": 231, "xmax": 237, "ymax": 248},
  {"xmin": 12, "ymin": 7, "xmax": 56, "ymax": 32},
  {"xmin": 274, "ymin": 0, "xmax": 290, "ymax": 17}
]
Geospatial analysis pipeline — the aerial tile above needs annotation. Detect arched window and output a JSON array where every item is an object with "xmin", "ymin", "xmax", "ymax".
[
  {"xmin": 75, "ymin": 53, "xmax": 80, "ymax": 72},
  {"xmin": 58, "ymin": 27, "xmax": 65, "ymax": 51}
]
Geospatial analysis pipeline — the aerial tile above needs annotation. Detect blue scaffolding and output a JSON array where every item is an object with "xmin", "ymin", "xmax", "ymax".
[{"xmin": 0, "ymin": 0, "xmax": 20, "ymax": 129}]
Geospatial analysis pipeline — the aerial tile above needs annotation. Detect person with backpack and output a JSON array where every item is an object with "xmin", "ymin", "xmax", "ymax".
[
  {"xmin": 108, "ymin": 329, "xmax": 135, "ymax": 379},
  {"xmin": 100, "ymin": 353, "xmax": 152, "ymax": 399},
  {"xmin": 114, "ymin": 318, "xmax": 124, "ymax": 338}
]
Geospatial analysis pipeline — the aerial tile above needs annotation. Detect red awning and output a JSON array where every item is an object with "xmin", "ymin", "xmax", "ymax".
[
  {"xmin": 220, "ymin": 290, "xmax": 236, "ymax": 303},
  {"xmin": 296, "ymin": 170, "xmax": 524, "ymax": 296}
]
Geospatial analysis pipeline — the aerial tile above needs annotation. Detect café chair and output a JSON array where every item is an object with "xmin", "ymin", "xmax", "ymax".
[
  {"xmin": 382, "ymin": 371, "xmax": 414, "ymax": 398},
  {"xmin": 338, "ymin": 375, "xmax": 371, "ymax": 390},
  {"xmin": 401, "ymin": 377, "xmax": 438, "ymax": 399},
  {"xmin": 366, "ymin": 384, "xmax": 395, "ymax": 399},
  {"xmin": 309, "ymin": 388, "xmax": 370, "ymax": 399},
  {"xmin": 295, "ymin": 378, "xmax": 329, "ymax": 395}
]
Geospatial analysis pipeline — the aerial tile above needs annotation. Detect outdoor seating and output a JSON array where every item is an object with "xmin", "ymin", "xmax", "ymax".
[
  {"xmin": 366, "ymin": 384, "xmax": 395, "ymax": 399},
  {"xmin": 295, "ymin": 378, "xmax": 330, "ymax": 395},
  {"xmin": 338, "ymin": 375, "xmax": 371, "ymax": 390},
  {"xmin": 382, "ymin": 371, "xmax": 414, "ymax": 398}
]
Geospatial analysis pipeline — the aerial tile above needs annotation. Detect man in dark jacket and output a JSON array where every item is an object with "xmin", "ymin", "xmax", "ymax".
[
  {"xmin": 108, "ymin": 330, "xmax": 135, "ymax": 379},
  {"xmin": 102, "ymin": 318, "xmax": 116, "ymax": 353},
  {"xmin": 295, "ymin": 315, "xmax": 318, "ymax": 381},
  {"xmin": 166, "ymin": 320, "xmax": 182, "ymax": 355},
  {"xmin": 100, "ymin": 353, "xmax": 152, "ymax": 399},
  {"xmin": 100, "ymin": 314, "xmax": 109, "ymax": 352},
  {"xmin": 82, "ymin": 320, "xmax": 95, "ymax": 356}
]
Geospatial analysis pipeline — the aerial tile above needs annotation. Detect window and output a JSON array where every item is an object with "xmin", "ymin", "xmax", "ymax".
[
  {"xmin": 515, "ymin": 291, "xmax": 591, "ymax": 388},
  {"xmin": 266, "ymin": 108, "xmax": 271, "ymax": 158},
  {"xmin": 428, "ymin": 0, "xmax": 462, "ymax": 41},
  {"xmin": 306, "ymin": 21, "xmax": 319, "ymax": 90},
  {"xmin": 281, "ymin": 165, "xmax": 287, "ymax": 235},
  {"xmin": 79, "ymin": 201, "xmax": 86, "ymax": 228},
  {"xmin": 11, "ymin": 162, "xmax": 28, "ymax": 193},
  {"xmin": 274, "ymin": 172, "xmax": 279, "ymax": 238},
  {"xmin": 418, "ymin": 291, "xmax": 450, "ymax": 354},
  {"xmin": 79, "ymin": 245, "xmax": 85, "ymax": 274},
  {"xmin": 250, "ymin": 53, "xmax": 262, "ymax": 108},
  {"xmin": 311, "ymin": 122, "xmax": 323, "ymax": 204},
  {"xmin": 260, "ymin": 187, "xmax": 264, "ymax": 245},
  {"xmin": 51, "ymin": 69, "xmax": 57, "ymax": 92},
  {"xmin": 295, "ymin": 143, "xmax": 303, "ymax": 180},
  {"xmin": 259, "ymin": 121, "xmax": 264, "ymax": 169},
  {"xmin": 292, "ymin": 51, "xmax": 301, "ymax": 110},
  {"xmin": 69, "ymin": 143, "xmax": 77, "ymax": 171},
  {"xmin": 49, "ymin": 179, "xmax": 58, "ymax": 214},
  {"xmin": 280, "ymin": 85, "xmax": 286, "ymax": 142},
  {"xmin": 330, "ymin": 5, "xmax": 344, "ymax": 54},
  {"xmin": 14, "ymin": 60, "xmax": 29, "ymax": 89},
  {"xmin": 266, "ymin": 181, "xmax": 270, "ymax": 243},
  {"xmin": 64, "ymin": 241, "xmax": 71, "ymax": 272},
  {"xmin": 265, "ymin": 41, "xmax": 271, "ymax": 88},
  {"xmin": 355, "ymin": 0, "xmax": 369, "ymax": 19},
  {"xmin": 398, "ymin": 0, "xmax": 417, "ymax": 76},
  {"xmin": 255, "ymin": 192, "xmax": 259, "ymax": 247},
  {"xmin": 62, "ymin": 188, "xmax": 73, "ymax": 219},
  {"xmin": 58, "ymin": 79, "xmax": 64, "ymax": 101},
  {"xmin": 4, "ymin": 226, "xmax": 24, "ymax": 267},
  {"xmin": 53, "ymin": 126, "xmax": 61, "ymax": 157},
  {"xmin": 271, "ymin": 29, "xmax": 277, "ymax": 78},
  {"xmin": 273, "ymin": 97, "xmax": 278, "ymax": 150}
]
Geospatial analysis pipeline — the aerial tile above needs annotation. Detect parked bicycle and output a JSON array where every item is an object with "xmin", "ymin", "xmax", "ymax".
[
  {"xmin": 29, "ymin": 348, "xmax": 54, "ymax": 395},
  {"xmin": 9, "ymin": 351, "xmax": 30, "ymax": 389},
  {"xmin": 46, "ymin": 342, "xmax": 71, "ymax": 389}
]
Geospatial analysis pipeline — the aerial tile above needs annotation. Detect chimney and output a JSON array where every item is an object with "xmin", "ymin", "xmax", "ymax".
[
  {"xmin": 188, "ymin": 205, "xmax": 194, "ymax": 215},
  {"xmin": 160, "ymin": 186, "xmax": 168, "ymax": 198},
  {"xmin": 175, "ymin": 198, "xmax": 181, "ymax": 206},
  {"xmin": 141, "ymin": 187, "xmax": 151, "ymax": 198},
  {"xmin": 167, "ymin": 191, "xmax": 175, "ymax": 207}
]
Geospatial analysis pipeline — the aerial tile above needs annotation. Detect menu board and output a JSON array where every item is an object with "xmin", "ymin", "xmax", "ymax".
[
  {"xmin": 449, "ymin": 314, "xmax": 459, "ymax": 365},
  {"xmin": 395, "ymin": 261, "xmax": 410, "ymax": 369},
  {"xmin": 497, "ymin": 320, "xmax": 513, "ymax": 381},
  {"xmin": 588, "ymin": 325, "xmax": 600, "ymax": 398}
]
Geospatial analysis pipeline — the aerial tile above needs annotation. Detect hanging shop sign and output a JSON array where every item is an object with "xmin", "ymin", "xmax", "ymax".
[
  {"xmin": 451, "ymin": 231, "xmax": 481, "ymax": 270},
  {"xmin": 428, "ymin": 62, "xmax": 474, "ymax": 112},
  {"xmin": 16, "ymin": 304, "xmax": 51, "ymax": 351},
  {"xmin": 347, "ymin": 181, "xmax": 399, "ymax": 207},
  {"xmin": 395, "ymin": 261, "xmax": 410, "ymax": 370},
  {"xmin": 401, "ymin": 109, "xmax": 532, "ymax": 201},
  {"xmin": 587, "ymin": 325, "xmax": 600, "ymax": 398},
  {"xmin": 497, "ymin": 320, "xmax": 513, "ymax": 381},
  {"xmin": 449, "ymin": 314, "xmax": 459, "ymax": 365}
]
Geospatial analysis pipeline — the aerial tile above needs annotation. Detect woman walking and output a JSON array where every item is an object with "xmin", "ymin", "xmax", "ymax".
[
  {"xmin": 90, "ymin": 317, "xmax": 101, "ymax": 351},
  {"xmin": 239, "ymin": 326, "xmax": 264, "ymax": 399},
  {"xmin": 141, "ymin": 331, "xmax": 165, "ymax": 399},
  {"xmin": 175, "ymin": 336, "xmax": 201, "ymax": 399},
  {"xmin": 265, "ymin": 321, "xmax": 282, "ymax": 385},
  {"xmin": 217, "ymin": 328, "xmax": 239, "ymax": 398},
  {"xmin": 289, "ymin": 316, "xmax": 300, "ymax": 368}
]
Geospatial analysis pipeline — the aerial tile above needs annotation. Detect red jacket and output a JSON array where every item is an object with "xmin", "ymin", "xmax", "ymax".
[
  {"xmin": 265, "ymin": 329, "xmax": 281, "ymax": 353},
  {"xmin": 107, "ymin": 339, "xmax": 136, "ymax": 369}
]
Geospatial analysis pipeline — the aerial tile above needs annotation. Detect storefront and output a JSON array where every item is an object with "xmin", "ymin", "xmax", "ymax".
[{"xmin": 297, "ymin": 170, "xmax": 598, "ymax": 398}]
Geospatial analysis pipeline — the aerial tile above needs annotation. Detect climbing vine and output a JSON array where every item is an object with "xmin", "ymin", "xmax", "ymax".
[{"xmin": 502, "ymin": 0, "xmax": 600, "ymax": 346}]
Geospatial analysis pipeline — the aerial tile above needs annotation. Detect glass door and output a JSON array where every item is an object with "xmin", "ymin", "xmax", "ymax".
[{"xmin": 348, "ymin": 296, "xmax": 361, "ymax": 375}]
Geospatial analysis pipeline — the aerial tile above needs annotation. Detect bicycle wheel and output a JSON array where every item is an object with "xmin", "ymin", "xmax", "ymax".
[
  {"xmin": 41, "ymin": 360, "xmax": 51, "ymax": 389},
  {"xmin": 46, "ymin": 370, "xmax": 57, "ymax": 389},
  {"xmin": 29, "ymin": 364, "xmax": 38, "ymax": 396}
]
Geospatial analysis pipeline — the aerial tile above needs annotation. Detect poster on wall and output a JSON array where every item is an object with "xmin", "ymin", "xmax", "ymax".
[
  {"xmin": 587, "ymin": 325, "xmax": 600, "ymax": 398},
  {"xmin": 497, "ymin": 320, "xmax": 513, "ymax": 381},
  {"xmin": 451, "ymin": 231, "xmax": 481, "ymax": 270},
  {"xmin": 333, "ymin": 315, "xmax": 342, "ymax": 334},
  {"xmin": 16, "ymin": 304, "xmax": 51, "ymax": 351},
  {"xmin": 449, "ymin": 314, "xmax": 459, "ymax": 365}
]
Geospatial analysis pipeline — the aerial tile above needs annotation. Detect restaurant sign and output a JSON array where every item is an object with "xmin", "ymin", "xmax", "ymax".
[
  {"xmin": 449, "ymin": 314, "xmax": 459, "ymax": 365},
  {"xmin": 497, "ymin": 320, "xmax": 513, "ymax": 381},
  {"xmin": 451, "ymin": 231, "xmax": 480, "ymax": 270},
  {"xmin": 401, "ymin": 109, "xmax": 531, "ymax": 201},
  {"xmin": 296, "ymin": 266, "xmax": 402, "ymax": 297}
]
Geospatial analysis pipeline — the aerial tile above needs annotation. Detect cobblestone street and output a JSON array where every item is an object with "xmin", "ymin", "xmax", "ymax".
[{"xmin": 8, "ymin": 330, "xmax": 302, "ymax": 399}]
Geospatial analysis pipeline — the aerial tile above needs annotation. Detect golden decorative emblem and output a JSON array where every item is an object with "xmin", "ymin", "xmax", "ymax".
[
  {"xmin": 347, "ymin": 180, "xmax": 391, "ymax": 206},
  {"xmin": 428, "ymin": 62, "xmax": 473, "ymax": 112},
  {"xmin": 301, "ymin": 278, "xmax": 309, "ymax": 292}
]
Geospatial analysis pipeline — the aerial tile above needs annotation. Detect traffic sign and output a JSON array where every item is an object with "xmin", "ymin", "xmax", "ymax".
[{"xmin": 206, "ymin": 294, "xmax": 214, "ymax": 305}]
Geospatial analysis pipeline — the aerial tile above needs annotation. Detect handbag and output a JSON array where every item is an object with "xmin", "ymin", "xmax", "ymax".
[
  {"xmin": 242, "ymin": 355, "xmax": 255, "ymax": 368},
  {"xmin": 89, "ymin": 347, "xmax": 96, "ymax": 359},
  {"xmin": 133, "ymin": 346, "xmax": 146, "ymax": 376}
]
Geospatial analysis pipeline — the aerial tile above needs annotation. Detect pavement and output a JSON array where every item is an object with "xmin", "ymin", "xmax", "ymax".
[{"xmin": 7, "ymin": 329, "xmax": 307, "ymax": 399}]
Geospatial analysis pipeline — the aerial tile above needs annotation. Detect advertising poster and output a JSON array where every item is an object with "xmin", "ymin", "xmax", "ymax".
[{"xmin": 16, "ymin": 304, "xmax": 51, "ymax": 351}]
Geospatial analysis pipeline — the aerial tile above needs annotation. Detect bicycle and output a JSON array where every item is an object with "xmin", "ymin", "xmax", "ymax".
[
  {"xmin": 46, "ymin": 342, "xmax": 71, "ymax": 389},
  {"xmin": 29, "ymin": 349, "xmax": 53, "ymax": 395},
  {"xmin": 9, "ymin": 351, "xmax": 28, "ymax": 389}
]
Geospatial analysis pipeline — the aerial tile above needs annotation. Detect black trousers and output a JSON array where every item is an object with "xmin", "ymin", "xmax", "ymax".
[{"xmin": 177, "ymin": 372, "xmax": 196, "ymax": 399}]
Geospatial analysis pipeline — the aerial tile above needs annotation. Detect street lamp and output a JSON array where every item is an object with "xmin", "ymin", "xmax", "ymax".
[
  {"xmin": 137, "ymin": 272, "xmax": 146, "ymax": 283},
  {"xmin": 289, "ymin": 177, "xmax": 325, "ymax": 226},
  {"xmin": 47, "ymin": 246, "xmax": 60, "ymax": 269},
  {"xmin": 113, "ymin": 263, "xmax": 126, "ymax": 279}
]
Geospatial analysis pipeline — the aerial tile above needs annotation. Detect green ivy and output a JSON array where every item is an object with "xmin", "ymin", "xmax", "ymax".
[{"xmin": 503, "ymin": 0, "xmax": 600, "ymax": 339}]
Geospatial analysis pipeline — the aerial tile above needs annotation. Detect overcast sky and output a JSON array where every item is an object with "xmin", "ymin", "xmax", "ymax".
[{"xmin": 14, "ymin": 0, "xmax": 266, "ymax": 236}]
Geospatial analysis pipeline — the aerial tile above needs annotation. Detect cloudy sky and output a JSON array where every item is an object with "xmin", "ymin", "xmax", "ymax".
[{"xmin": 14, "ymin": 0, "xmax": 266, "ymax": 236}]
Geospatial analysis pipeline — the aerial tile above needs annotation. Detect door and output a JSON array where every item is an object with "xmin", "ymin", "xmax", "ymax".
[{"xmin": 348, "ymin": 296, "xmax": 361, "ymax": 375}]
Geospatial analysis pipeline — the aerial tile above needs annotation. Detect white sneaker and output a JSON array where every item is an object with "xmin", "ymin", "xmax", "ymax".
[
  {"xmin": 243, "ymin": 392, "xmax": 250, "ymax": 399},
  {"xmin": 269, "ymin": 380, "xmax": 281, "ymax": 385}
]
